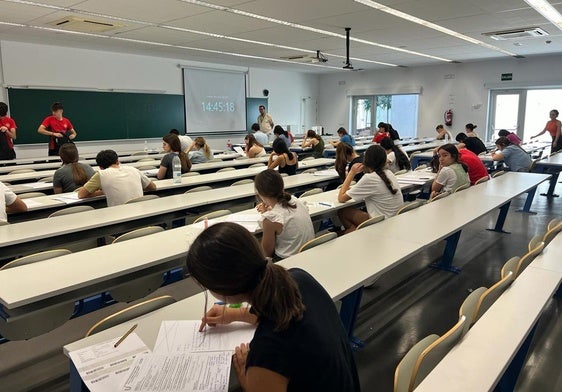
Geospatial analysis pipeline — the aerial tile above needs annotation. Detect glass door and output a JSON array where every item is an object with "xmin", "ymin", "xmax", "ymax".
[
  {"xmin": 488, "ymin": 90, "xmax": 526, "ymax": 142},
  {"xmin": 351, "ymin": 96, "xmax": 374, "ymax": 136}
]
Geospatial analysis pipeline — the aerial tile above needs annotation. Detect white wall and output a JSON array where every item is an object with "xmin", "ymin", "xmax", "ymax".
[
  {"xmin": 318, "ymin": 54, "xmax": 562, "ymax": 139},
  {"xmin": 0, "ymin": 40, "xmax": 319, "ymax": 157}
]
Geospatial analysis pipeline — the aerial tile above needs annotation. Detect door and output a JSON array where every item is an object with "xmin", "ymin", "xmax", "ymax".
[
  {"xmin": 488, "ymin": 90, "xmax": 526, "ymax": 142},
  {"xmin": 351, "ymin": 96, "xmax": 374, "ymax": 135}
]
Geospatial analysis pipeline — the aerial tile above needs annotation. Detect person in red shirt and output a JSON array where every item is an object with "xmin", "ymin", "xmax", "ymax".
[
  {"xmin": 37, "ymin": 102, "xmax": 77, "ymax": 156},
  {"xmin": 458, "ymin": 147, "xmax": 488, "ymax": 185},
  {"xmin": 0, "ymin": 102, "xmax": 17, "ymax": 160},
  {"xmin": 373, "ymin": 122, "xmax": 390, "ymax": 143}
]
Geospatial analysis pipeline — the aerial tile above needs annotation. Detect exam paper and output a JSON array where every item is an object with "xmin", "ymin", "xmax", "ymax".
[
  {"xmin": 120, "ymin": 352, "xmax": 231, "ymax": 392},
  {"xmin": 21, "ymin": 198, "xmax": 44, "ymax": 208},
  {"xmin": 313, "ymin": 169, "xmax": 338, "ymax": 176},
  {"xmin": 23, "ymin": 182, "xmax": 53, "ymax": 189},
  {"xmin": 53, "ymin": 192, "xmax": 82, "ymax": 204},
  {"xmin": 68, "ymin": 333, "xmax": 150, "ymax": 392},
  {"xmin": 153, "ymin": 320, "xmax": 255, "ymax": 354}
]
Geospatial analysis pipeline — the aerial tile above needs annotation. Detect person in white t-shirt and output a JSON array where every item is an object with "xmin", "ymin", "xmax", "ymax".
[
  {"xmin": 169, "ymin": 129, "xmax": 193, "ymax": 152},
  {"xmin": 337, "ymin": 145, "xmax": 404, "ymax": 234},
  {"xmin": 255, "ymin": 169, "xmax": 314, "ymax": 259},
  {"xmin": 0, "ymin": 181, "xmax": 27, "ymax": 223},
  {"xmin": 78, "ymin": 149, "xmax": 156, "ymax": 206}
]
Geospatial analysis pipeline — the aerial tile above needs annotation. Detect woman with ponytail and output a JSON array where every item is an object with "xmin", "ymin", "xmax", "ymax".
[
  {"xmin": 334, "ymin": 142, "xmax": 363, "ymax": 182},
  {"xmin": 379, "ymin": 137, "xmax": 410, "ymax": 173},
  {"xmin": 53, "ymin": 143, "xmax": 94, "ymax": 193},
  {"xmin": 187, "ymin": 136, "xmax": 212, "ymax": 163},
  {"xmin": 186, "ymin": 222, "xmax": 360, "ymax": 392},
  {"xmin": 157, "ymin": 133, "xmax": 192, "ymax": 179},
  {"xmin": 255, "ymin": 169, "xmax": 314, "ymax": 258},
  {"xmin": 337, "ymin": 145, "xmax": 404, "ymax": 233}
]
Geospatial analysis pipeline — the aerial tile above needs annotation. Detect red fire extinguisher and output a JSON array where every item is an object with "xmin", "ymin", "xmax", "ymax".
[{"xmin": 444, "ymin": 109, "xmax": 453, "ymax": 126}]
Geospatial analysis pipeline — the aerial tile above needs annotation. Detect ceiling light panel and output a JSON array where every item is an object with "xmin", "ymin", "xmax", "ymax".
[{"xmin": 524, "ymin": 0, "xmax": 562, "ymax": 31}]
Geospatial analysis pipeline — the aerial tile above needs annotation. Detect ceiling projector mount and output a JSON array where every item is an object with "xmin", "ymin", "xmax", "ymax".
[{"xmin": 343, "ymin": 27, "xmax": 363, "ymax": 71}]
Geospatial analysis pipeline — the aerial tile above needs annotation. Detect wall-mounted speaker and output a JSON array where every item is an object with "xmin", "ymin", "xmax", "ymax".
[{"xmin": 263, "ymin": 89, "xmax": 269, "ymax": 97}]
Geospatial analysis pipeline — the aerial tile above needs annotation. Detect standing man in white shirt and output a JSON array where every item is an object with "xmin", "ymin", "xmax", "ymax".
[
  {"xmin": 1, "ymin": 181, "xmax": 27, "ymax": 223},
  {"xmin": 169, "ymin": 129, "xmax": 193, "ymax": 153},
  {"xmin": 257, "ymin": 105, "xmax": 274, "ymax": 134}
]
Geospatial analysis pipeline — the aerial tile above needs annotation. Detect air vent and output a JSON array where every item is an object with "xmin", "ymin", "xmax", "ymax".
[
  {"xmin": 48, "ymin": 16, "xmax": 125, "ymax": 33},
  {"xmin": 483, "ymin": 27, "xmax": 548, "ymax": 41}
]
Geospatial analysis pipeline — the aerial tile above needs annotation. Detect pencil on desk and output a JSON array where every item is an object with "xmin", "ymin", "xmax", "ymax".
[{"xmin": 114, "ymin": 324, "xmax": 137, "ymax": 348}]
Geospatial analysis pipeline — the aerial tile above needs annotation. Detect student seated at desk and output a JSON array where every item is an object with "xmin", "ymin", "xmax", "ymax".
[
  {"xmin": 435, "ymin": 124, "xmax": 453, "ymax": 141},
  {"xmin": 250, "ymin": 122, "xmax": 269, "ymax": 146},
  {"xmin": 268, "ymin": 138, "xmax": 298, "ymax": 176},
  {"xmin": 0, "ymin": 102, "xmax": 17, "ymax": 160},
  {"xmin": 373, "ymin": 122, "xmax": 390, "ymax": 143},
  {"xmin": 330, "ymin": 127, "xmax": 355, "ymax": 147},
  {"xmin": 380, "ymin": 137, "xmax": 410, "ymax": 173},
  {"xmin": 431, "ymin": 144, "xmax": 470, "ymax": 198},
  {"xmin": 498, "ymin": 129, "xmax": 522, "ymax": 145},
  {"xmin": 187, "ymin": 137, "xmax": 212, "ymax": 164},
  {"xmin": 301, "ymin": 129, "xmax": 325, "ymax": 159},
  {"xmin": 1, "ymin": 181, "xmax": 27, "ymax": 223},
  {"xmin": 465, "ymin": 123, "xmax": 479, "ymax": 138},
  {"xmin": 169, "ymin": 128, "xmax": 192, "ymax": 153},
  {"xmin": 187, "ymin": 223, "xmax": 360, "ymax": 392},
  {"xmin": 338, "ymin": 145, "xmax": 404, "ymax": 234},
  {"xmin": 244, "ymin": 134, "xmax": 267, "ymax": 158},
  {"xmin": 457, "ymin": 147, "xmax": 488, "ymax": 185},
  {"xmin": 456, "ymin": 132, "xmax": 487, "ymax": 155},
  {"xmin": 53, "ymin": 143, "xmax": 95, "ymax": 193},
  {"xmin": 255, "ymin": 169, "xmax": 314, "ymax": 259},
  {"xmin": 492, "ymin": 136, "xmax": 532, "ymax": 172},
  {"xmin": 335, "ymin": 142, "xmax": 363, "ymax": 183},
  {"xmin": 157, "ymin": 134, "xmax": 192, "ymax": 179},
  {"xmin": 273, "ymin": 125, "xmax": 292, "ymax": 149},
  {"xmin": 78, "ymin": 149, "xmax": 156, "ymax": 206}
]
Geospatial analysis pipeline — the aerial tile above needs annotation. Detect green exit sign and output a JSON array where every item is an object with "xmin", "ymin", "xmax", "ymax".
[{"xmin": 501, "ymin": 73, "xmax": 513, "ymax": 81}]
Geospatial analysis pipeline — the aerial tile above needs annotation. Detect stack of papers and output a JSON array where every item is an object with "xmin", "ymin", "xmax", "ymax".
[
  {"xmin": 21, "ymin": 198, "xmax": 44, "ymax": 208},
  {"xmin": 313, "ymin": 169, "xmax": 338, "ymax": 176},
  {"xmin": 53, "ymin": 192, "xmax": 82, "ymax": 204}
]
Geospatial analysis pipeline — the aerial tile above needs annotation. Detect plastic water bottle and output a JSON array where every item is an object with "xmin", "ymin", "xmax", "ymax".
[
  {"xmin": 226, "ymin": 139, "xmax": 232, "ymax": 152},
  {"xmin": 172, "ymin": 153, "xmax": 181, "ymax": 184},
  {"xmin": 144, "ymin": 140, "xmax": 148, "ymax": 152}
]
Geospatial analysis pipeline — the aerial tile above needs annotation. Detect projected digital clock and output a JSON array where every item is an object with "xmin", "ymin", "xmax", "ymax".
[{"xmin": 200, "ymin": 102, "xmax": 236, "ymax": 112}]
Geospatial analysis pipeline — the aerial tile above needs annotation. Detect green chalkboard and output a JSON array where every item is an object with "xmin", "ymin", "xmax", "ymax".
[{"xmin": 7, "ymin": 88, "xmax": 185, "ymax": 144}]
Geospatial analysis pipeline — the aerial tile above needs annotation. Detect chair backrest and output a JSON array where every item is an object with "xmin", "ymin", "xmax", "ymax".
[
  {"xmin": 396, "ymin": 201, "xmax": 421, "ymax": 215},
  {"xmin": 39, "ymin": 176, "xmax": 54, "ymax": 183},
  {"xmin": 356, "ymin": 215, "xmax": 385, "ymax": 230},
  {"xmin": 543, "ymin": 219, "xmax": 562, "ymax": 245},
  {"xmin": 181, "ymin": 171, "xmax": 200, "ymax": 177},
  {"xmin": 112, "ymin": 226, "xmax": 165, "ymax": 244},
  {"xmin": 501, "ymin": 256, "xmax": 521, "ymax": 280},
  {"xmin": 217, "ymin": 167, "xmax": 236, "ymax": 172},
  {"xmin": 231, "ymin": 179, "xmax": 254, "ymax": 186},
  {"xmin": 491, "ymin": 170, "xmax": 505, "ymax": 178},
  {"xmin": 125, "ymin": 194, "xmax": 160, "ymax": 204},
  {"xmin": 185, "ymin": 186, "xmax": 213, "ymax": 193},
  {"xmin": 394, "ymin": 169, "xmax": 408, "ymax": 175},
  {"xmin": 458, "ymin": 287, "xmax": 487, "ymax": 335},
  {"xmin": 453, "ymin": 183, "xmax": 470, "ymax": 193},
  {"xmin": 136, "ymin": 157, "xmax": 156, "ymax": 162},
  {"xmin": 85, "ymin": 295, "xmax": 176, "ymax": 337},
  {"xmin": 132, "ymin": 151, "xmax": 150, "ymax": 156},
  {"xmin": 394, "ymin": 335, "xmax": 439, "ymax": 392},
  {"xmin": 298, "ymin": 232, "xmax": 337, "ymax": 253},
  {"xmin": 18, "ymin": 192, "xmax": 47, "ymax": 199},
  {"xmin": 302, "ymin": 156, "xmax": 315, "ymax": 161},
  {"xmin": 48, "ymin": 205, "xmax": 95, "ymax": 217},
  {"xmin": 299, "ymin": 188, "xmax": 323, "ymax": 198},
  {"xmin": 0, "ymin": 249, "xmax": 72, "ymax": 270},
  {"xmin": 409, "ymin": 151, "xmax": 422, "ymax": 158},
  {"xmin": 302, "ymin": 168, "xmax": 318, "ymax": 174},
  {"xmin": 414, "ymin": 164, "xmax": 427, "ymax": 171},
  {"xmin": 137, "ymin": 165, "xmax": 157, "ymax": 170},
  {"xmin": 473, "ymin": 272, "xmax": 514, "ymax": 323},
  {"xmin": 208, "ymin": 158, "xmax": 223, "ymax": 162},
  {"xmin": 474, "ymin": 176, "xmax": 489, "ymax": 185},
  {"xmin": 8, "ymin": 168, "xmax": 36, "ymax": 175},
  {"xmin": 547, "ymin": 218, "xmax": 562, "ymax": 231},
  {"xmin": 193, "ymin": 209, "xmax": 232, "ymax": 224},
  {"xmin": 428, "ymin": 191, "xmax": 450, "ymax": 203},
  {"xmin": 410, "ymin": 316, "xmax": 467, "ymax": 390},
  {"xmin": 514, "ymin": 235, "xmax": 545, "ymax": 278},
  {"xmin": 249, "ymin": 163, "xmax": 266, "ymax": 168}
]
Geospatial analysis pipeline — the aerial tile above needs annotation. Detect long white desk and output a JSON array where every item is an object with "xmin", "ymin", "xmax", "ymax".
[
  {"xmin": 415, "ymin": 233, "xmax": 562, "ymax": 392},
  {"xmin": 532, "ymin": 152, "xmax": 562, "ymax": 197}
]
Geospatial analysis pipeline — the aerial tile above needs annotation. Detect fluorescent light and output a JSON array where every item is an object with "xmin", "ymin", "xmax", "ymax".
[
  {"xmin": 524, "ymin": 0, "xmax": 562, "ymax": 31},
  {"xmin": 354, "ymin": 0, "xmax": 519, "ymax": 57}
]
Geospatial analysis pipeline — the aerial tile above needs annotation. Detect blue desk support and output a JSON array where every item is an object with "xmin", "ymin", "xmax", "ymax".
[
  {"xmin": 429, "ymin": 230, "xmax": 463, "ymax": 273},
  {"xmin": 541, "ymin": 172, "xmax": 559, "ymax": 198},
  {"xmin": 487, "ymin": 201, "xmax": 511, "ymax": 234},
  {"xmin": 339, "ymin": 287, "xmax": 364, "ymax": 350},
  {"xmin": 517, "ymin": 187, "xmax": 538, "ymax": 214}
]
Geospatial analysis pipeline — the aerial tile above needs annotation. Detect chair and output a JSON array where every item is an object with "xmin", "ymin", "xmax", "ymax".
[
  {"xmin": 185, "ymin": 186, "xmax": 212, "ymax": 193},
  {"xmin": 453, "ymin": 183, "xmax": 470, "ymax": 193},
  {"xmin": 193, "ymin": 209, "xmax": 232, "ymax": 224},
  {"xmin": 217, "ymin": 167, "xmax": 236, "ymax": 172},
  {"xmin": 427, "ymin": 191, "xmax": 450, "ymax": 203},
  {"xmin": 39, "ymin": 176, "xmax": 54, "ymax": 183},
  {"xmin": 8, "ymin": 168, "xmax": 36, "ymax": 175},
  {"xmin": 231, "ymin": 179, "xmax": 253, "ymax": 186},
  {"xmin": 302, "ymin": 168, "xmax": 318, "ymax": 174},
  {"xmin": 513, "ymin": 235, "xmax": 545, "ymax": 278},
  {"xmin": 474, "ymin": 176, "xmax": 489, "ymax": 185},
  {"xmin": 458, "ymin": 287, "xmax": 487, "ymax": 336},
  {"xmin": 85, "ymin": 295, "xmax": 176, "ymax": 337},
  {"xmin": 394, "ymin": 316, "xmax": 466, "ymax": 392},
  {"xmin": 500, "ymin": 256, "xmax": 521, "ymax": 280},
  {"xmin": 18, "ymin": 192, "xmax": 46, "ymax": 199},
  {"xmin": 125, "ymin": 194, "xmax": 160, "ymax": 204},
  {"xmin": 0, "ymin": 249, "xmax": 75, "ymax": 340},
  {"xmin": 136, "ymin": 157, "xmax": 155, "ymax": 162},
  {"xmin": 48, "ymin": 205, "xmax": 94, "ymax": 217},
  {"xmin": 112, "ymin": 226, "xmax": 165, "ymax": 244},
  {"xmin": 302, "ymin": 156, "xmax": 315, "ymax": 161},
  {"xmin": 137, "ymin": 165, "xmax": 157, "ymax": 170},
  {"xmin": 132, "ymin": 151, "xmax": 150, "ymax": 156},
  {"xmin": 394, "ymin": 169, "xmax": 408, "ymax": 175},
  {"xmin": 298, "ymin": 232, "xmax": 337, "ymax": 253},
  {"xmin": 472, "ymin": 272, "xmax": 514, "ymax": 323},
  {"xmin": 396, "ymin": 201, "xmax": 421, "ymax": 215},
  {"xmin": 249, "ymin": 163, "xmax": 266, "ymax": 168},
  {"xmin": 182, "ymin": 171, "xmax": 200, "ymax": 177},
  {"xmin": 543, "ymin": 219, "xmax": 562, "ymax": 245},
  {"xmin": 414, "ymin": 164, "xmax": 428, "ymax": 171},
  {"xmin": 491, "ymin": 170, "xmax": 505, "ymax": 178},
  {"xmin": 208, "ymin": 158, "xmax": 223, "ymax": 162},
  {"xmin": 356, "ymin": 215, "xmax": 385, "ymax": 230},
  {"xmin": 299, "ymin": 188, "xmax": 323, "ymax": 198}
]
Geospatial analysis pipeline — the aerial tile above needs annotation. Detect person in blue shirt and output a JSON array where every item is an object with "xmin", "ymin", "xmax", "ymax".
[
  {"xmin": 492, "ymin": 136, "xmax": 532, "ymax": 172},
  {"xmin": 330, "ymin": 127, "xmax": 355, "ymax": 147}
]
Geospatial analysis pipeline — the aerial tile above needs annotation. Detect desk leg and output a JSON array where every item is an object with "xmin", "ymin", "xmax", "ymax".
[
  {"xmin": 517, "ymin": 187, "xmax": 538, "ymax": 214},
  {"xmin": 429, "ymin": 230, "xmax": 462, "ymax": 273},
  {"xmin": 487, "ymin": 202, "xmax": 511, "ymax": 234},
  {"xmin": 69, "ymin": 361, "xmax": 87, "ymax": 392},
  {"xmin": 339, "ymin": 288, "xmax": 364, "ymax": 350},
  {"xmin": 540, "ymin": 172, "xmax": 559, "ymax": 198},
  {"xmin": 555, "ymin": 282, "xmax": 562, "ymax": 299},
  {"xmin": 494, "ymin": 323, "xmax": 537, "ymax": 392}
]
